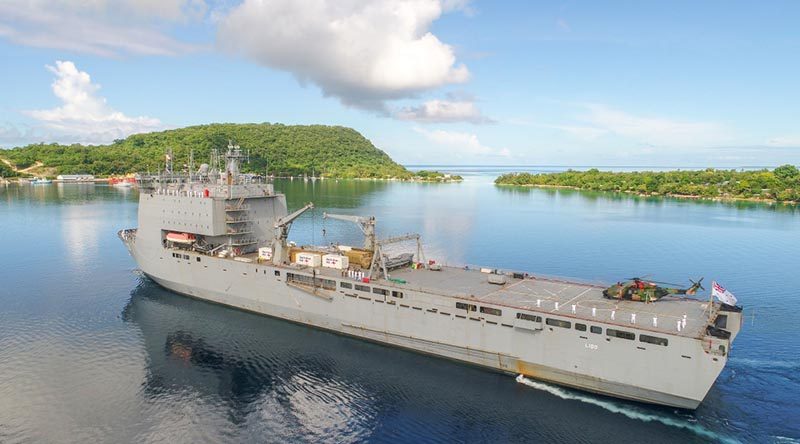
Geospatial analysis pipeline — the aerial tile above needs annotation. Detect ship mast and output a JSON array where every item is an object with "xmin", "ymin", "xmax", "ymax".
[{"xmin": 223, "ymin": 140, "xmax": 247, "ymax": 196}]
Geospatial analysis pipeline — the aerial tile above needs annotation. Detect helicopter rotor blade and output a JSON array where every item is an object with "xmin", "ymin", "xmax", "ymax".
[
  {"xmin": 647, "ymin": 280, "xmax": 685, "ymax": 287},
  {"xmin": 625, "ymin": 274, "xmax": 653, "ymax": 281},
  {"xmin": 690, "ymin": 277, "xmax": 705, "ymax": 291}
]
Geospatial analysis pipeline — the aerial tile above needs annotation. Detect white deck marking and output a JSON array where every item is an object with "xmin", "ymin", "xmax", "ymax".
[{"xmin": 562, "ymin": 287, "xmax": 593, "ymax": 307}]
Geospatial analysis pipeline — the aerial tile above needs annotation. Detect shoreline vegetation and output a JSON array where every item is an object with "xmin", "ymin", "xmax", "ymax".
[
  {"xmin": 495, "ymin": 166, "xmax": 800, "ymax": 204},
  {"xmin": 0, "ymin": 123, "xmax": 461, "ymax": 183}
]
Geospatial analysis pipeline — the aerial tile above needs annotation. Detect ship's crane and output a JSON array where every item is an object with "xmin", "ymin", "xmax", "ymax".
[
  {"xmin": 322, "ymin": 212, "xmax": 376, "ymax": 251},
  {"xmin": 272, "ymin": 202, "xmax": 314, "ymax": 264}
]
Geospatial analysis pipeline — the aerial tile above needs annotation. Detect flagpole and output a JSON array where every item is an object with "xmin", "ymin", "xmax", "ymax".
[{"xmin": 708, "ymin": 282, "xmax": 714, "ymax": 321}]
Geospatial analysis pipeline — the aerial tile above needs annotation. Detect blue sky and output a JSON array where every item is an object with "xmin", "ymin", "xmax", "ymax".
[{"xmin": 1, "ymin": 0, "xmax": 799, "ymax": 167}]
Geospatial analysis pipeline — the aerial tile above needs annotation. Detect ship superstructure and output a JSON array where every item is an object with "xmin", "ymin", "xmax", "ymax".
[{"xmin": 120, "ymin": 144, "xmax": 743, "ymax": 409}]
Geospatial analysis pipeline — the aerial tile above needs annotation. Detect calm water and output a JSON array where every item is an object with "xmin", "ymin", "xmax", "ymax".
[{"xmin": 1, "ymin": 171, "xmax": 798, "ymax": 443}]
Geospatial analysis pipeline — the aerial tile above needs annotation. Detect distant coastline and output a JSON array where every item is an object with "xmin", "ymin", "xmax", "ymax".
[{"xmin": 495, "ymin": 166, "xmax": 800, "ymax": 205}]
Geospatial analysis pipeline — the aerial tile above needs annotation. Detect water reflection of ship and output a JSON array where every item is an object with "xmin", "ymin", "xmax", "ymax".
[{"xmin": 120, "ymin": 279, "xmax": 382, "ymax": 429}]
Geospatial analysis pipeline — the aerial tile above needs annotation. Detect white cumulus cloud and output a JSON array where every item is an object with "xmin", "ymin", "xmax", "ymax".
[
  {"xmin": 23, "ymin": 61, "xmax": 163, "ymax": 144},
  {"xmin": 218, "ymin": 0, "xmax": 470, "ymax": 110},
  {"xmin": 396, "ymin": 96, "xmax": 493, "ymax": 124},
  {"xmin": 0, "ymin": 0, "xmax": 208, "ymax": 57},
  {"xmin": 415, "ymin": 127, "xmax": 509, "ymax": 158}
]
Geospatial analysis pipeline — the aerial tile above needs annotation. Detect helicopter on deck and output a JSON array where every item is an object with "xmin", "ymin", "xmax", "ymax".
[{"xmin": 603, "ymin": 277, "xmax": 704, "ymax": 303}]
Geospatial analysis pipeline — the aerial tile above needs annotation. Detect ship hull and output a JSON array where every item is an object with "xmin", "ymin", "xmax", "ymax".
[{"xmin": 139, "ymin": 265, "xmax": 706, "ymax": 410}]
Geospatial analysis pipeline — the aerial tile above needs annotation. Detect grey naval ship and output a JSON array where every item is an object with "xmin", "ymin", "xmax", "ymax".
[{"xmin": 119, "ymin": 143, "xmax": 743, "ymax": 409}]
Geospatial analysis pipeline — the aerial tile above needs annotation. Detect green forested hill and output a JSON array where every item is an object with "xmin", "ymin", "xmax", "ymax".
[
  {"xmin": 495, "ymin": 166, "xmax": 800, "ymax": 203},
  {"xmin": 0, "ymin": 161, "xmax": 17, "ymax": 177},
  {"xmin": 0, "ymin": 123, "xmax": 411, "ymax": 179}
]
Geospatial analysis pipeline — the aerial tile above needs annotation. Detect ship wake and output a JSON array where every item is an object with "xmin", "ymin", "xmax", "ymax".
[{"xmin": 515, "ymin": 375, "xmax": 738, "ymax": 443}]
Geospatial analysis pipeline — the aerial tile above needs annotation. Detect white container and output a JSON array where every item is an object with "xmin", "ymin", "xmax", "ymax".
[
  {"xmin": 258, "ymin": 247, "xmax": 273, "ymax": 261},
  {"xmin": 322, "ymin": 254, "xmax": 349, "ymax": 269},
  {"xmin": 296, "ymin": 252, "xmax": 322, "ymax": 267},
  {"xmin": 488, "ymin": 273, "xmax": 507, "ymax": 285},
  {"xmin": 480, "ymin": 267, "xmax": 494, "ymax": 274},
  {"xmin": 336, "ymin": 245, "xmax": 353, "ymax": 252}
]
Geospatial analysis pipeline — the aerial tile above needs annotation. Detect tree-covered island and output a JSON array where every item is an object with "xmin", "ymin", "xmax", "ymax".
[
  {"xmin": 495, "ymin": 166, "xmax": 800, "ymax": 203},
  {"xmin": 0, "ymin": 123, "xmax": 459, "ymax": 182},
  {"xmin": 410, "ymin": 170, "xmax": 464, "ymax": 182}
]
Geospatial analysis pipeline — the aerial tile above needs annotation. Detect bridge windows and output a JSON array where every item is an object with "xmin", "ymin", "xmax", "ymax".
[{"xmin": 639, "ymin": 334, "xmax": 668, "ymax": 346}]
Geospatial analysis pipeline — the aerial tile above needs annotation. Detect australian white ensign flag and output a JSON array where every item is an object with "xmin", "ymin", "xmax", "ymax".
[{"xmin": 712, "ymin": 281, "xmax": 738, "ymax": 306}]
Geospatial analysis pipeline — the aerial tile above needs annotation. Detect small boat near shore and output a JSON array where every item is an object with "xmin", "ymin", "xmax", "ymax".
[{"xmin": 110, "ymin": 177, "xmax": 137, "ymax": 188}]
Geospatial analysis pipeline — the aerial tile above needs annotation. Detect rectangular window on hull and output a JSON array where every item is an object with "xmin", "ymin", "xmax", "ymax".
[
  {"xmin": 590, "ymin": 326, "xmax": 602, "ymax": 334},
  {"xmin": 355, "ymin": 284, "xmax": 370, "ymax": 292},
  {"xmin": 456, "ymin": 302, "xmax": 477, "ymax": 312},
  {"xmin": 546, "ymin": 318, "xmax": 571, "ymax": 329},
  {"xmin": 607, "ymin": 329, "xmax": 635, "ymax": 340},
  {"xmin": 340, "ymin": 282, "xmax": 352, "ymax": 289},
  {"xmin": 516, "ymin": 313, "xmax": 541, "ymax": 322},
  {"xmin": 391, "ymin": 291, "xmax": 404, "ymax": 298},
  {"xmin": 286, "ymin": 273, "xmax": 335, "ymax": 290},
  {"xmin": 640, "ymin": 334, "xmax": 668, "ymax": 346},
  {"xmin": 575, "ymin": 323, "xmax": 587, "ymax": 331},
  {"xmin": 287, "ymin": 273, "xmax": 313, "ymax": 286},
  {"xmin": 317, "ymin": 278, "xmax": 336, "ymax": 290},
  {"xmin": 479, "ymin": 306, "xmax": 502, "ymax": 316},
  {"xmin": 372, "ymin": 287, "xmax": 388, "ymax": 296}
]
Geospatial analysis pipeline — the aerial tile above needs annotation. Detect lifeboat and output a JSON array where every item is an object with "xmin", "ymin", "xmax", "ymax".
[
  {"xmin": 109, "ymin": 177, "xmax": 137, "ymax": 187},
  {"xmin": 166, "ymin": 232, "xmax": 196, "ymax": 244}
]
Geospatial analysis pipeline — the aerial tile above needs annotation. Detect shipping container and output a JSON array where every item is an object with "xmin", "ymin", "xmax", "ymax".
[
  {"xmin": 258, "ymin": 247, "xmax": 273, "ymax": 261},
  {"xmin": 322, "ymin": 254, "xmax": 350, "ymax": 269},
  {"xmin": 296, "ymin": 252, "xmax": 322, "ymax": 267}
]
